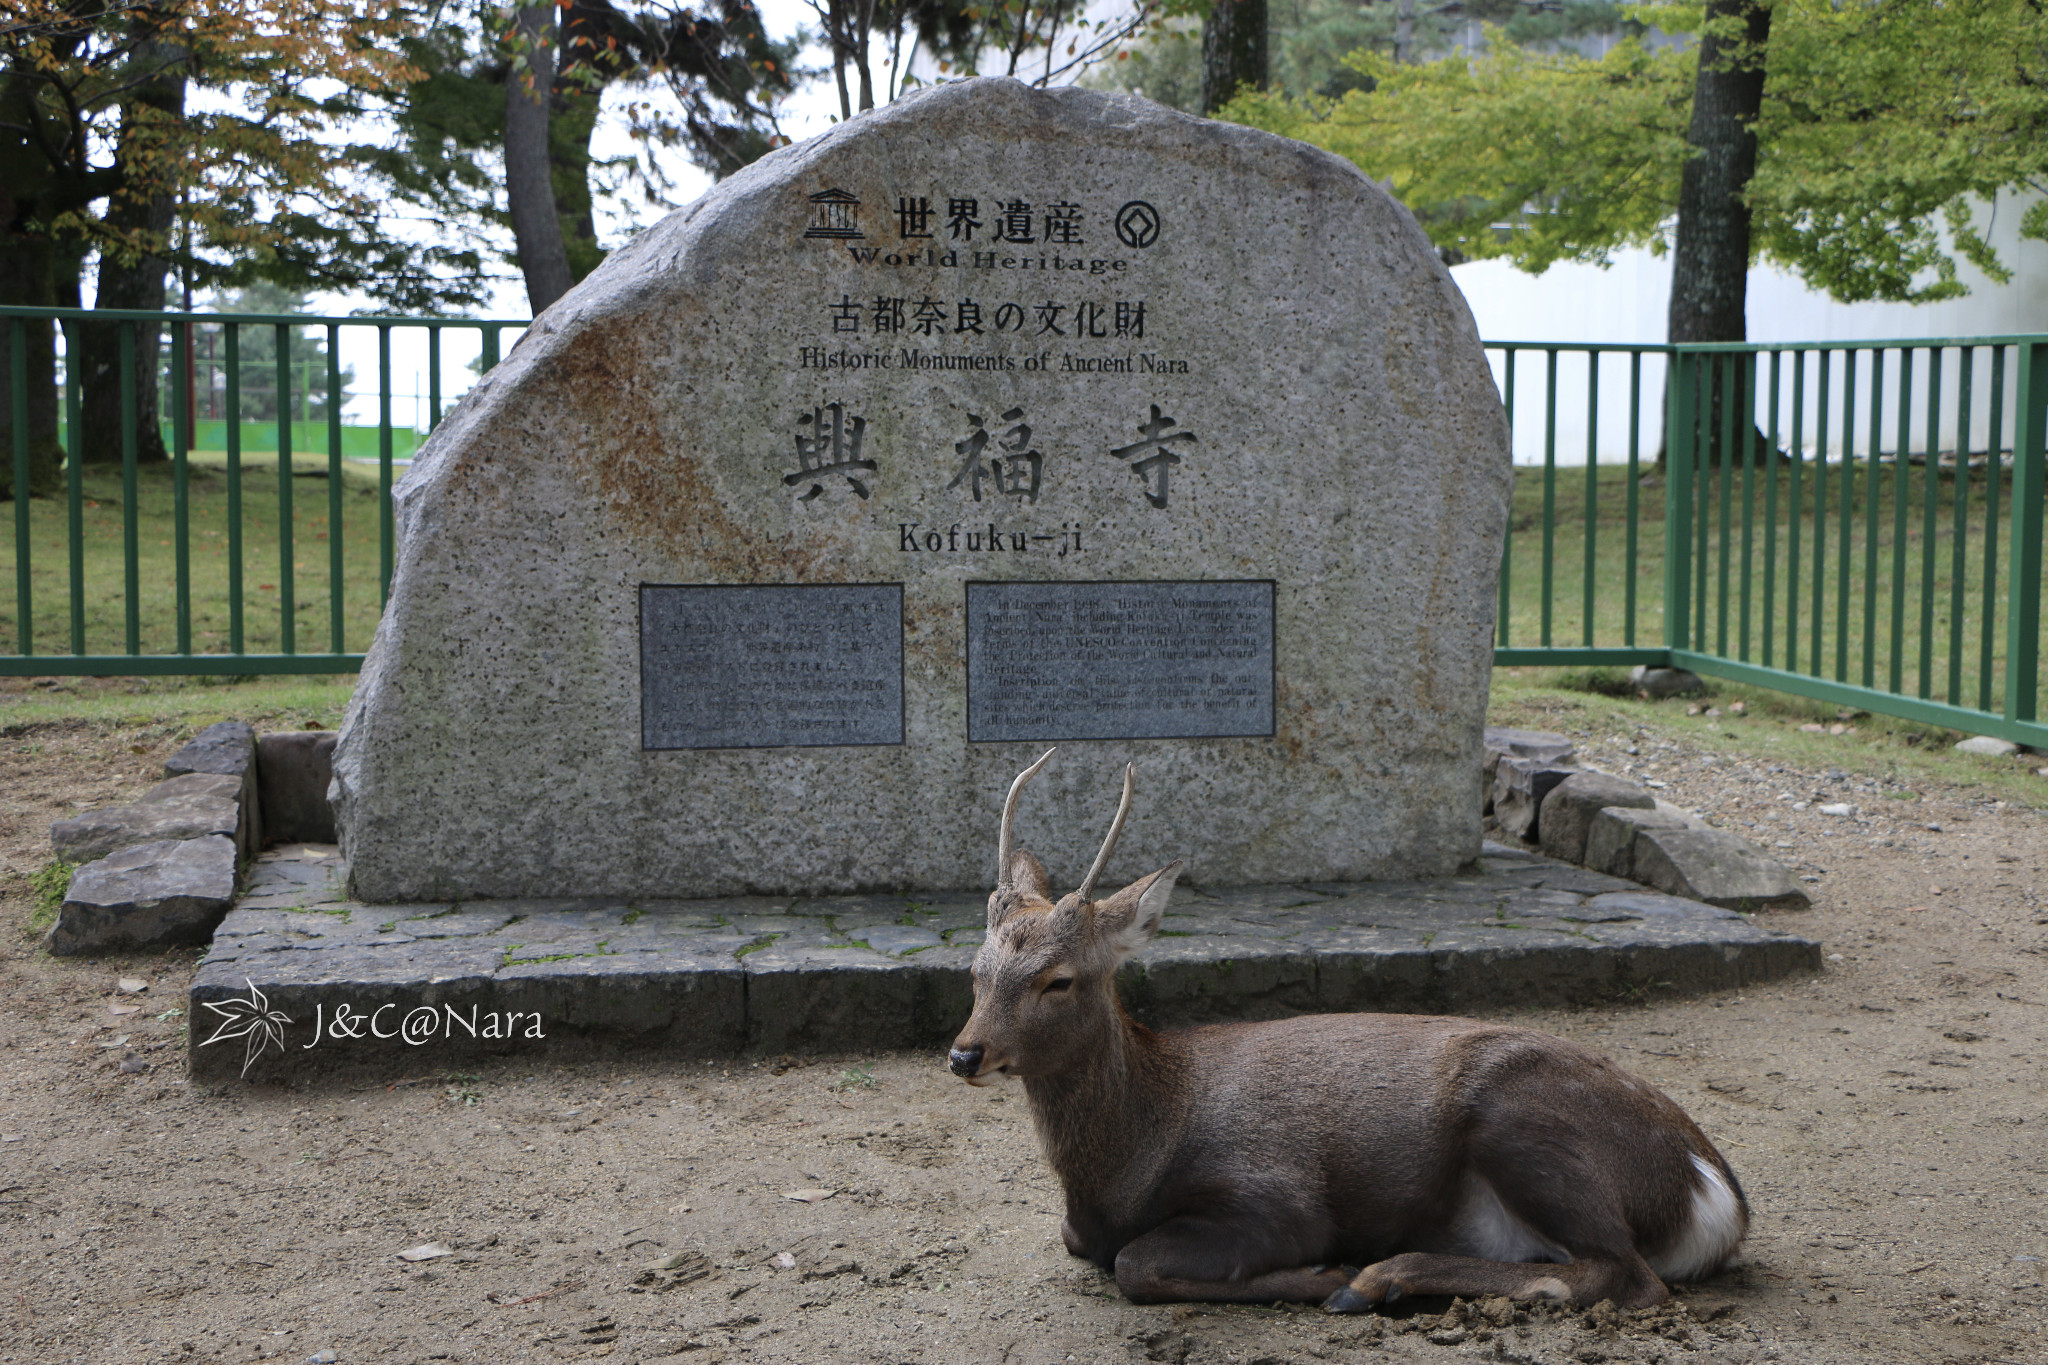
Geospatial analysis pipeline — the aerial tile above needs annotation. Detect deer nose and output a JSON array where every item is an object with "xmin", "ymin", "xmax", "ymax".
[{"xmin": 948, "ymin": 1044, "xmax": 984, "ymax": 1078}]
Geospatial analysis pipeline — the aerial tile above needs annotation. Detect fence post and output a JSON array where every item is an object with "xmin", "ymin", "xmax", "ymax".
[
  {"xmin": 10, "ymin": 318, "xmax": 31, "ymax": 657},
  {"xmin": 1663, "ymin": 349, "xmax": 1696, "ymax": 653},
  {"xmin": 2006, "ymin": 340, "xmax": 2046, "ymax": 725}
]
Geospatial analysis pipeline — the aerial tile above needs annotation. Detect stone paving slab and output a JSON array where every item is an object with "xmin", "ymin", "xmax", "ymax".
[{"xmin": 187, "ymin": 842, "xmax": 1823, "ymax": 1082}]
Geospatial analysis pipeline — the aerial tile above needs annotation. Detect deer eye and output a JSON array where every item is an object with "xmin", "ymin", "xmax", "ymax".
[{"xmin": 1044, "ymin": 977, "xmax": 1073, "ymax": 993}]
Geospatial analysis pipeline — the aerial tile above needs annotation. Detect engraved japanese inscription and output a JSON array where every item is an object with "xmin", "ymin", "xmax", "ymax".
[
  {"xmin": 337, "ymin": 81, "xmax": 1512, "ymax": 902},
  {"xmin": 965, "ymin": 581, "xmax": 1274, "ymax": 743},
  {"xmin": 641, "ymin": 585, "xmax": 904, "ymax": 750}
]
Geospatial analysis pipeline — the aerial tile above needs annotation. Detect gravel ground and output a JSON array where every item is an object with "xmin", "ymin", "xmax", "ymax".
[{"xmin": 0, "ymin": 709, "xmax": 2044, "ymax": 1365}]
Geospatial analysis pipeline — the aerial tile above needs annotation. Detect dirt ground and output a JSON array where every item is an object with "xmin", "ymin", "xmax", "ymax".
[{"xmin": 1, "ymin": 707, "xmax": 2045, "ymax": 1365}]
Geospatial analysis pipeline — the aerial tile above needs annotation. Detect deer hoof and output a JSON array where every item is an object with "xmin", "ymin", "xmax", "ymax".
[{"xmin": 1321, "ymin": 1286, "xmax": 1374, "ymax": 1315}]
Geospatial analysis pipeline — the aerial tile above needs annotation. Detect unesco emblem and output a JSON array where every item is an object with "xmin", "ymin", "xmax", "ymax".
[{"xmin": 1114, "ymin": 201, "xmax": 1160, "ymax": 249}]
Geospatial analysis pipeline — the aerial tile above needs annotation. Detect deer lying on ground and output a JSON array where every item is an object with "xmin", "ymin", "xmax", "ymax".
[{"xmin": 948, "ymin": 750, "xmax": 1749, "ymax": 1311}]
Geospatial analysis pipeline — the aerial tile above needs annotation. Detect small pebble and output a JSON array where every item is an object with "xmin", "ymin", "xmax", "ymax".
[
  {"xmin": 309, "ymin": 1353, "xmax": 339, "ymax": 1365},
  {"xmin": 1818, "ymin": 803, "xmax": 1855, "ymax": 817}
]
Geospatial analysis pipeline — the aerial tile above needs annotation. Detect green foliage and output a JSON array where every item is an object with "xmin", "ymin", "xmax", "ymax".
[
  {"xmin": 1093, "ymin": 0, "xmax": 1633, "ymax": 110},
  {"xmin": 1226, "ymin": 34, "xmax": 1689, "ymax": 272},
  {"xmin": 0, "ymin": 0, "xmax": 493, "ymax": 313},
  {"xmin": 1748, "ymin": 0, "xmax": 2048, "ymax": 304},
  {"xmin": 28, "ymin": 860, "xmax": 76, "ymax": 937},
  {"xmin": 833, "ymin": 1063, "xmax": 879, "ymax": 1090},
  {"xmin": 1085, "ymin": 18, "xmax": 1202, "ymax": 113},
  {"xmin": 1224, "ymin": 0, "xmax": 2048, "ymax": 305}
]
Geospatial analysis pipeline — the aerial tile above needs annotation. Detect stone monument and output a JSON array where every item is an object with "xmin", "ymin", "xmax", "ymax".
[{"xmin": 332, "ymin": 78, "xmax": 1511, "ymax": 901}]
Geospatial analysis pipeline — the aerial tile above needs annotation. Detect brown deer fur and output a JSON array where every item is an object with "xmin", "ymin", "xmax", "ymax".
[{"xmin": 948, "ymin": 754, "xmax": 1749, "ymax": 1311}]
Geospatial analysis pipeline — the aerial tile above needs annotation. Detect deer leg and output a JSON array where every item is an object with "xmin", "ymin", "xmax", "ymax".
[
  {"xmin": 1112, "ymin": 1218, "xmax": 1354, "ymax": 1305},
  {"xmin": 1323, "ymin": 1251, "xmax": 1668, "ymax": 1314}
]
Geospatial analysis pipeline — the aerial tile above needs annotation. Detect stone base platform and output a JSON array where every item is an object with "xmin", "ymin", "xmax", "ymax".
[{"xmin": 187, "ymin": 843, "xmax": 1823, "ymax": 1082}]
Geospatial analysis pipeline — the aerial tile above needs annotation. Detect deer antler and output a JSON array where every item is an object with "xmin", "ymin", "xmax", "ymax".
[
  {"xmin": 996, "ymin": 748, "xmax": 1058, "ymax": 889},
  {"xmin": 1075, "ymin": 763, "xmax": 1136, "ymax": 903}
]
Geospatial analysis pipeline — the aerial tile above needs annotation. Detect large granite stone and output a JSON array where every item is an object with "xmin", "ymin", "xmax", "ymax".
[
  {"xmin": 332, "ymin": 78, "xmax": 1511, "ymax": 901},
  {"xmin": 164, "ymin": 721, "xmax": 260, "ymax": 853},
  {"xmin": 50, "ymin": 796, "xmax": 241, "ymax": 863},
  {"xmin": 1630, "ymin": 825, "xmax": 1810, "ymax": 911},
  {"xmin": 1537, "ymin": 771, "xmax": 1657, "ymax": 865},
  {"xmin": 46, "ymin": 835, "xmax": 239, "ymax": 956},
  {"xmin": 257, "ymin": 731, "xmax": 339, "ymax": 844}
]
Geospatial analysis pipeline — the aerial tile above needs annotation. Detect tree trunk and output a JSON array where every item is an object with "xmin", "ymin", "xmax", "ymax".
[
  {"xmin": 827, "ymin": 0, "xmax": 852, "ymax": 121},
  {"xmin": 1665, "ymin": 0, "xmax": 1772, "ymax": 467},
  {"xmin": 0, "ymin": 233, "xmax": 64, "ymax": 499},
  {"xmin": 506, "ymin": 3, "xmax": 576, "ymax": 315},
  {"xmin": 1394, "ymin": 0, "xmax": 1416, "ymax": 65},
  {"xmin": 548, "ymin": 81, "xmax": 606, "ymax": 283},
  {"xmin": 80, "ymin": 41, "xmax": 185, "ymax": 468},
  {"xmin": 853, "ymin": 0, "xmax": 875, "ymax": 111},
  {"xmin": 1201, "ymin": 0, "xmax": 1268, "ymax": 115}
]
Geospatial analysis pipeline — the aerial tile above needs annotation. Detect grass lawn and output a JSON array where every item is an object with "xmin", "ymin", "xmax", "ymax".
[
  {"xmin": 0, "ymin": 672, "xmax": 355, "ymax": 732},
  {"xmin": 4, "ymin": 455, "xmax": 389, "ymax": 659}
]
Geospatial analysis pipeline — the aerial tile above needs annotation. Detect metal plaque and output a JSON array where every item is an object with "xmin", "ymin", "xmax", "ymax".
[
  {"xmin": 966, "ymin": 580, "xmax": 1275, "ymax": 742},
  {"xmin": 641, "ymin": 584, "xmax": 904, "ymax": 750}
]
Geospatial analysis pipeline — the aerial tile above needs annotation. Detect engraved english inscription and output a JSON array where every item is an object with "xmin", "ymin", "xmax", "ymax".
[
  {"xmin": 966, "ymin": 581, "xmax": 1274, "ymax": 743},
  {"xmin": 641, "ymin": 585, "xmax": 904, "ymax": 750}
]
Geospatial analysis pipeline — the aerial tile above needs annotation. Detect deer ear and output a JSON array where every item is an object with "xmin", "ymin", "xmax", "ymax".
[
  {"xmin": 1092, "ymin": 861, "xmax": 1183, "ymax": 961},
  {"xmin": 988, "ymin": 850, "xmax": 1053, "ymax": 926}
]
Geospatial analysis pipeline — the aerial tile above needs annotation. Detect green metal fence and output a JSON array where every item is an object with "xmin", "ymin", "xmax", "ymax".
[
  {"xmin": 5, "ymin": 309, "xmax": 2045, "ymax": 747},
  {"xmin": 4, "ymin": 305, "xmax": 521, "ymax": 674},
  {"xmin": 1488, "ymin": 338, "xmax": 2048, "ymax": 749}
]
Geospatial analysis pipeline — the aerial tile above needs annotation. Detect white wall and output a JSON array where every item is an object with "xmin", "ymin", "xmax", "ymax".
[{"xmin": 1453, "ymin": 198, "xmax": 2048, "ymax": 465}]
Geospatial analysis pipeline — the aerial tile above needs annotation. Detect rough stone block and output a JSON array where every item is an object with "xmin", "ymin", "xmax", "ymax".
[
  {"xmin": 258, "ymin": 730, "xmax": 339, "ymax": 845},
  {"xmin": 164, "ymin": 720, "xmax": 261, "ymax": 853},
  {"xmin": 1491, "ymin": 757, "xmax": 1576, "ymax": 841},
  {"xmin": 1481, "ymin": 727, "xmax": 1575, "ymax": 813},
  {"xmin": 1538, "ymin": 772, "xmax": 1657, "ymax": 865},
  {"xmin": 50, "ymin": 796, "xmax": 241, "ymax": 863},
  {"xmin": 164, "ymin": 719, "xmax": 256, "ymax": 778},
  {"xmin": 1630, "ymin": 825, "xmax": 1810, "ymax": 911},
  {"xmin": 47, "ymin": 835, "xmax": 239, "ymax": 956},
  {"xmin": 141, "ymin": 772, "xmax": 244, "ymax": 805},
  {"xmin": 140, "ymin": 772, "xmax": 254, "ymax": 861},
  {"xmin": 1630, "ymin": 665, "xmax": 1704, "ymax": 698},
  {"xmin": 1582, "ymin": 806, "xmax": 1694, "ymax": 881}
]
